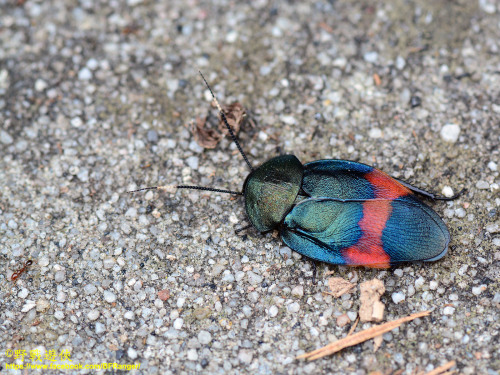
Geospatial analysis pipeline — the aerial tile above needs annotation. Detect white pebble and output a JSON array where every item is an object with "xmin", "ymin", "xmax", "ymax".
[
  {"xmin": 415, "ymin": 277, "xmax": 425, "ymax": 289},
  {"xmin": 187, "ymin": 349, "xmax": 198, "ymax": 361},
  {"xmin": 71, "ymin": 117, "xmax": 83, "ymax": 128},
  {"xmin": 443, "ymin": 306, "xmax": 455, "ymax": 315},
  {"xmin": 0, "ymin": 130, "xmax": 13, "ymax": 144},
  {"xmin": 87, "ymin": 310, "xmax": 100, "ymax": 321},
  {"xmin": 78, "ymin": 67, "xmax": 92, "ymax": 80},
  {"xmin": 173, "ymin": 318, "xmax": 184, "ymax": 330},
  {"xmin": 86, "ymin": 58, "xmax": 99, "ymax": 70},
  {"xmin": 488, "ymin": 161, "xmax": 498, "ymax": 171},
  {"xmin": 54, "ymin": 310, "xmax": 65, "ymax": 320},
  {"xmin": 369, "ymin": 128, "xmax": 382, "ymax": 138},
  {"xmin": 177, "ymin": 297, "xmax": 186, "ymax": 308},
  {"xmin": 198, "ymin": 330, "xmax": 212, "ymax": 344},
  {"xmin": 21, "ymin": 300, "xmax": 36, "ymax": 312},
  {"xmin": 476, "ymin": 180, "xmax": 490, "ymax": 189},
  {"xmin": 226, "ymin": 30, "xmax": 238, "ymax": 43},
  {"xmin": 392, "ymin": 292, "xmax": 406, "ymax": 304},
  {"xmin": 35, "ymin": 79, "xmax": 48, "ymax": 91},
  {"xmin": 363, "ymin": 51, "xmax": 378, "ymax": 63},
  {"xmin": 291, "ymin": 285, "xmax": 304, "ymax": 297},
  {"xmin": 127, "ymin": 347, "xmax": 138, "ymax": 359},
  {"xmin": 247, "ymin": 271, "xmax": 263, "ymax": 285},
  {"xmin": 269, "ymin": 305, "xmax": 279, "ymax": 317},
  {"xmin": 186, "ymin": 156, "xmax": 199, "ymax": 170},
  {"xmin": 238, "ymin": 349, "xmax": 253, "ymax": 364},
  {"xmin": 395, "ymin": 56, "xmax": 406, "ymax": 70},
  {"xmin": 441, "ymin": 186, "xmax": 454, "ymax": 198},
  {"xmin": 440, "ymin": 124, "xmax": 460, "ymax": 143},
  {"xmin": 103, "ymin": 290, "xmax": 116, "ymax": 303},
  {"xmin": 287, "ymin": 302, "xmax": 300, "ymax": 313},
  {"xmin": 18, "ymin": 288, "xmax": 29, "ymax": 298},
  {"xmin": 472, "ymin": 285, "xmax": 487, "ymax": 295}
]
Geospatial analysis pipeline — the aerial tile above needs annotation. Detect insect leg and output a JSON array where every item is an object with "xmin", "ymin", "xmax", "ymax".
[
  {"xmin": 235, "ymin": 224, "xmax": 252, "ymax": 235},
  {"xmin": 394, "ymin": 178, "xmax": 465, "ymax": 201},
  {"xmin": 311, "ymin": 260, "xmax": 318, "ymax": 285}
]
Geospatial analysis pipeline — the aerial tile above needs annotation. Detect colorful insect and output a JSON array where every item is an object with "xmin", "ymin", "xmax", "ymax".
[
  {"xmin": 10, "ymin": 259, "xmax": 33, "ymax": 282},
  {"xmin": 131, "ymin": 73, "xmax": 461, "ymax": 270}
]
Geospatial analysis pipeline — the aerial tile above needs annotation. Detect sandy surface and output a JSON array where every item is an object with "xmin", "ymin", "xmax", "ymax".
[{"xmin": 1, "ymin": 1, "xmax": 499, "ymax": 374}]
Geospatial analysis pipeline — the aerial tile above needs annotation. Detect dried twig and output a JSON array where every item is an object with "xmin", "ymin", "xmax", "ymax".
[
  {"xmin": 297, "ymin": 310, "xmax": 430, "ymax": 361},
  {"xmin": 421, "ymin": 360, "xmax": 456, "ymax": 375}
]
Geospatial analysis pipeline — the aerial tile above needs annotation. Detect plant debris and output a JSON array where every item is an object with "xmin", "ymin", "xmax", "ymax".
[
  {"xmin": 191, "ymin": 102, "xmax": 246, "ymax": 149},
  {"xmin": 325, "ymin": 277, "xmax": 356, "ymax": 297},
  {"xmin": 420, "ymin": 360, "xmax": 456, "ymax": 375},
  {"xmin": 297, "ymin": 310, "xmax": 430, "ymax": 361},
  {"xmin": 359, "ymin": 278, "xmax": 385, "ymax": 323}
]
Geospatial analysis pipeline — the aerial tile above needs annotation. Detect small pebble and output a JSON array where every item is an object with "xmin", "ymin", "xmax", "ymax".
[
  {"xmin": 238, "ymin": 349, "xmax": 253, "ymax": 364},
  {"xmin": 269, "ymin": 305, "xmax": 279, "ymax": 317},
  {"xmin": 247, "ymin": 271, "xmax": 263, "ymax": 285},
  {"xmin": 369, "ymin": 128, "xmax": 382, "ymax": 138},
  {"xmin": 35, "ymin": 79, "xmax": 48, "ymax": 91},
  {"xmin": 410, "ymin": 96, "xmax": 422, "ymax": 108},
  {"xmin": 173, "ymin": 318, "xmax": 184, "ymax": 330},
  {"xmin": 440, "ymin": 124, "xmax": 460, "ymax": 143},
  {"xmin": 186, "ymin": 156, "xmax": 199, "ymax": 170},
  {"xmin": 287, "ymin": 302, "xmax": 300, "ymax": 313},
  {"xmin": 226, "ymin": 30, "xmax": 238, "ymax": 43},
  {"xmin": 0, "ymin": 130, "xmax": 13, "ymax": 145},
  {"xmin": 78, "ymin": 67, "xmax": 92, "ymax": 80},
  {"xmin": 336, "ymin": 314, "xmax": 350, "ymax": 327},
  {"xmin": 442, "ymin": 186, "xmax": 454, "ymax": 198},
  {"xmin": 291, "ymin": 285, "xmax": 304, "ymax": 297},
  {"xmin": 396, "ymin": 56, "xmax": 406, "ymax": 70},
  {"xmin": 472, "ymin": 285, "xmax": 487, "ymax": 295},
  {"xmin": 476, "ymin": 181, "xmax": 490, "ymax": 190},
  {"xmin": 443, "ymin": 306, "xmax": 455, "ymax": 315},
  {"xmin": 364, "ymin": 51, "xmax": 378, "ymax": 63},
  {"xmin": 187, "ymin": 349, "xmax": 198, "ymax": 361},
  {"xmin": 54, "ymin": 310, "xmax": 65, "ymax": 320},
  {"xmin": 177, "ymin": 297, "xmax": 186, "ymax": 308},
  {"xmin": 54, "ymin": 271, "xmax": 66, "ymax": 283},
  {"xmin": 127, "ymin": 347, "xmax": 138, "ymax": 360},
  {"xmin": 488, "ymin": 161, "xmax": 498, "ymax": 171},
  {"xmin": 88, "ymin": 310, "xmax": 100, "ymax": 321},
  {"xmin": 103, "ymin": 290, "xmax": 117, "ymax": 303},
  {"xmin": 198, "ymin": 330, "xmax": 212, "ymax": 345},
  {"xmin": 392, "ymin": 292, "xmax": 405, "ymax": 304}
]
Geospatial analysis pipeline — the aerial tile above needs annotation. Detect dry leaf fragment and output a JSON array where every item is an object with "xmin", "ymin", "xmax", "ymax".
[
  {"xmin": 359, "ymin": 278, "xmax": 385, "ymax": 322},
  {"xmin": 191, "ymin": 116, "xmax": 222, "ymax": 149},
  {"xmin": 218, "ymin": 102, "xmax": 245, "ymax": 136},
  {"xmin": 297, "ymin": 310, "xmax": 430, "ymax": 361},
  {"xmin": 191, "ymin": 102, "xmax": 246, "ymax": 149},
  {"xmin": 327, "ymin": 277, "xmax": 355, "ymax": 297}
]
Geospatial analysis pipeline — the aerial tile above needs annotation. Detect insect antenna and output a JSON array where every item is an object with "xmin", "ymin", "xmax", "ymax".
[
  {"xmin": 129, "ymin": 73, "xmax": 250, "ymax": 198},
  {"xmin": 198, "ymin": 71, "xmax": 254, "ymax": 172},
  {"xmin": 128, "ymin": 185, "xmax": 243, "ymax": 196}
]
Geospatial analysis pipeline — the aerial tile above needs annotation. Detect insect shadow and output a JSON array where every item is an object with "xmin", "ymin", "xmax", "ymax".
[{"xmin": 130, "ymin": 72, "xmax": 463, "ymax": 283}]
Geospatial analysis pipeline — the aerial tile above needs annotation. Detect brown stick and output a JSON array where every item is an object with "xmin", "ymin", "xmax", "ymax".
[{"xmin": 297, "ymin": 310, "xmax": 431, "ymax": 361}]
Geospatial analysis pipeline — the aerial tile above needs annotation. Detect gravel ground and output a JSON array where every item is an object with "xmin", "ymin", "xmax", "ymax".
[{"xmin": 1, "ymin": 1, "xmax": 499, "ymax": 374}]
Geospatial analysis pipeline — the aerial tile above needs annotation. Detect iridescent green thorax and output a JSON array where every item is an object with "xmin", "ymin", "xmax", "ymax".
[{"xmin": 243, "ymin": 155, "xmax": 303, "ymax": 232}]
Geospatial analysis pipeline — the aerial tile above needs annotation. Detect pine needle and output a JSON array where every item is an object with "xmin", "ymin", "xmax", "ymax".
[{"xmin": 297, "ymin": 310, "xmax": 430, "ymax": 361}]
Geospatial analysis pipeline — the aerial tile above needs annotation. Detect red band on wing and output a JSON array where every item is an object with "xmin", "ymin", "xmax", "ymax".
[
  {"xmin": 365, "ymin": 170, "xmax": 411, "ymax": 199},
  {"xmin": 343, "ymin": 200, "xmax": 392, "ymax": 268}
]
